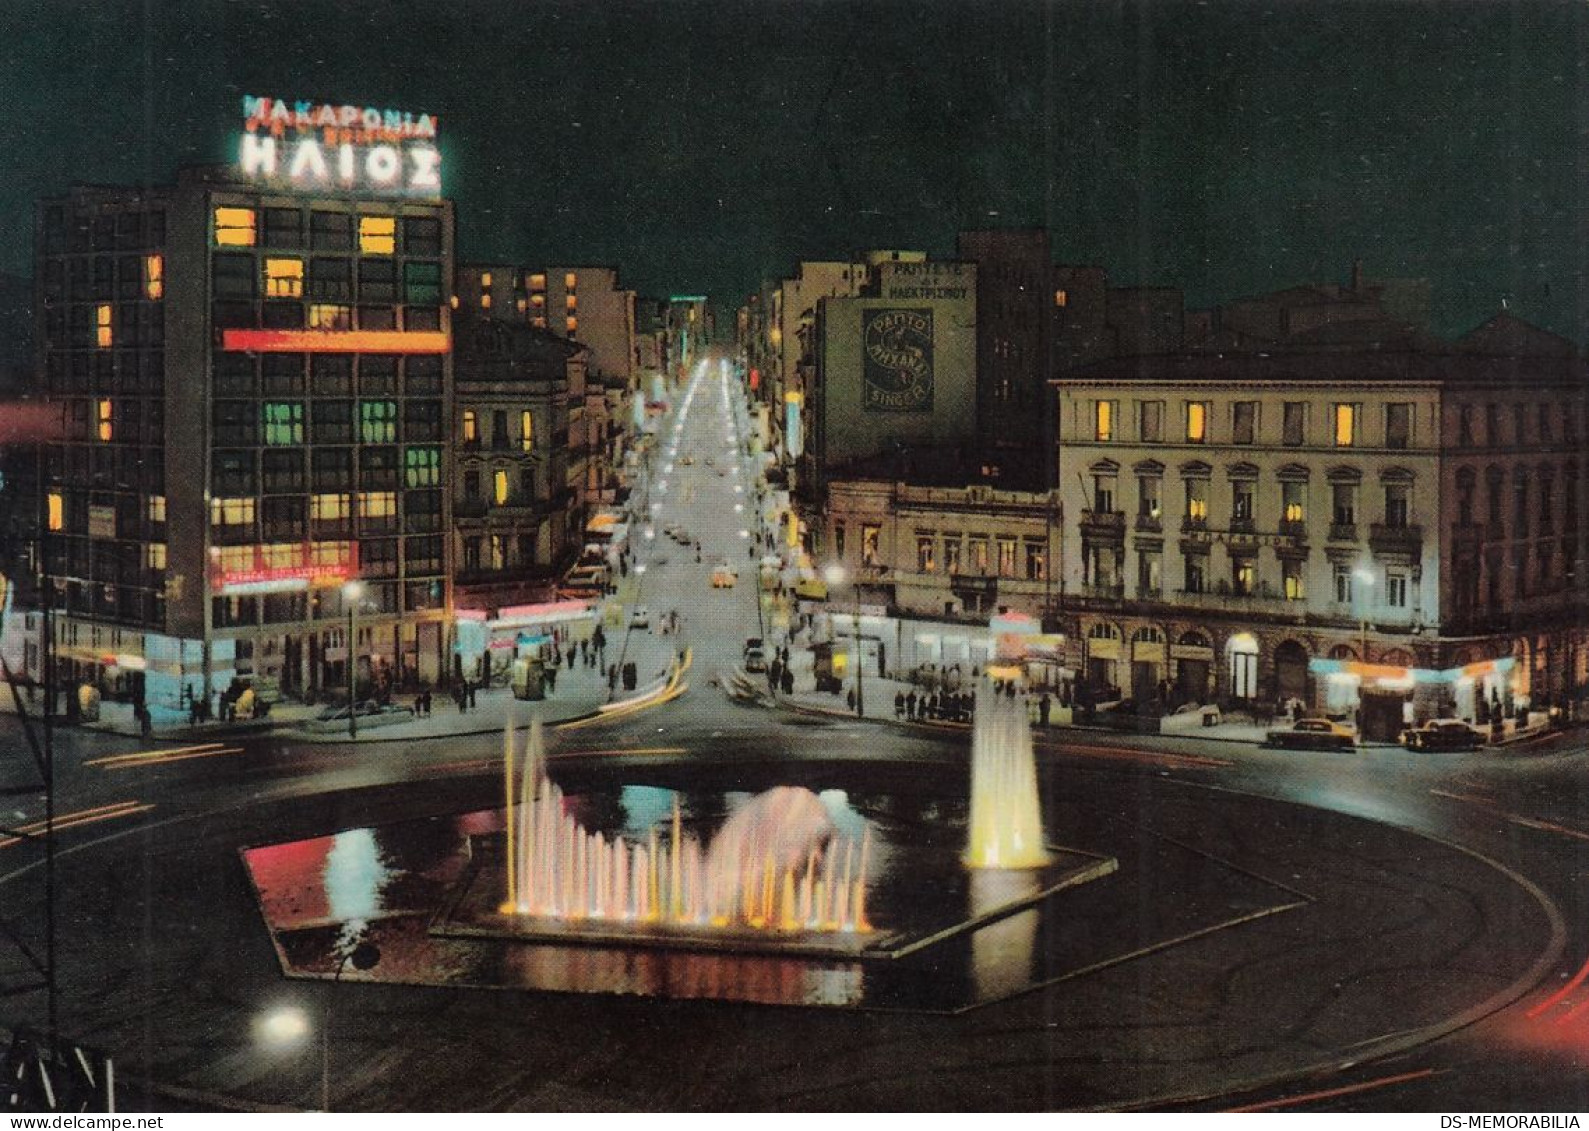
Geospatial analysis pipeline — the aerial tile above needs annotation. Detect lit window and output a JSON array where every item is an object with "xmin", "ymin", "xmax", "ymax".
[
  {"xmin": 358, "ymin": 491, "xmax": 397, "ymax": 517},
  {"xmin": 308, "ymin": 304, "xmax": 352, "ymax": 330},
  {"xmin": 1283, "ymin": 559, "xmax": 1305, "ymax": 601},
  {"xmin": 1186, "ymin": 402, "xmax": 1208, "ymax": 443},
  {"xmin": 146, "ymin": 495, "xmax": 166, "ymax": 523},
  {"xmin": 96, "ymin": 399, "xmax": 113, "ymax": 442},
  {"xmin": 262, "ymin": 402, "xmax": 304, "ymax": 445},
  {"xmin": 95, "ymin": 303, "xmax": 112, "ymax": 348},
  {"xmin": 1334, "ymin": 403, "xmax": 1357, "ymax": 447},
  {"xmin": 1054, "ymin": 289, "xmax": 1068, "ymax": 308},
  {"xmin": 145, "ymin": 543, "xmax": 167, "ymax": 570},
  {"xmin": 566, "ymin": 316, "xmax": 578, "ymax": 335},
  {"xmin": 531, "ymin": 293, "xmax": 545, "ymax": 307},
  {"xmin": 481, "ymin": 272, "xmax": 493, "ymax": 288},
  {"xmin": 358, "ymin": 215, "xmax": 396, "ymax": 255},
  {"xmin": 529, "ymin": 273, "xmax": 546, "ymax": 291},
  {"xmin": 359, "ymin": 400, "xmax": 398, "ymax": 443},
  {"xmin": 310, "ymin": 541, "xmax": 352, "ymax": 567},
  {"xmin": 1282, "ymin": 481, "xmax": 1305, "ymax": 523},
  {"xmin": 47, "ymin": 493, "xmax": 63, "ymax": 532},
  {"xmin": 261, "ymin": 542, "xmax": 302, "ymax": 569},
  {"xmin": 516, "ymin": 297, "xmax": 527, "ymax": 312},
  {"xmin": 265, "ymin": 258, "xmax": 304, "ymax": 298},
  {"xmin": 404, "ymin": 446, "xmax": 440, "ymax": 487},
  {"xmin": 215, "ymin": 546, "xmax": 253, "ymax": 574},
  {"xmin": 520, "ymin": 410, "xmax": 534, "ymax": 452},
  {"xmin": 566, "ymin": 294, "xmax": 578, "ymax": 311},
  {"xmin": 1094, "ymin": 400, "xmax": 1114, "ymax": 442},
  {"xmin": 144, "ymin": 255, "xmax": 164, "ymax": 300},
  {"xmin": 214, "ymin": 206, "xmax": 257, "ymax": 247},
  {"xmin": 481, "ymin": 293, "xmax": 492, "ymax": 309},
  {"xmin": 564, "ymin": 272, "xmax": 577, "ymax": 290},
  {"xmin": 210, "ymin": 497, "xmax": 256, "ymax": 525},
  {"xmin": 494, "ymin": 468, "xmax": 509, "ymax": 505},
  {"xmin": 462, "ymin": 410, "xmax": 477, "ymax": 443},
  {"xmin": 310, "ymin": 493, "xmax": 350, "ymax": 520},
  {"xmin": 532, "ymin": 316, "xmax": 546, "ymax": 329}
]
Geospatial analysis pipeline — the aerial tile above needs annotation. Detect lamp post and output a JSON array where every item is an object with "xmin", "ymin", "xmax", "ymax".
[
  {"xmin": 322, "ymin": 940, "xmax": 380, "ymax": 1112},
  {"xmin": 343, "ymin": 580, "xmax": 365, "ymax": 740},
  {"xmin": 1353, "ymin": 566, "xmax": 1375, "ymax": 665},
  {"xmin": 824, "ymin": 563, "xmax": 862, "ymax": 717}
]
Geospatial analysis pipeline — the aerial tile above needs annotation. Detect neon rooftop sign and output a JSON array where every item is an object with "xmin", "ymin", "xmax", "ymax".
[{"xmin": 236, "ymin": 95, "xmax": 442, "ymax": 197}]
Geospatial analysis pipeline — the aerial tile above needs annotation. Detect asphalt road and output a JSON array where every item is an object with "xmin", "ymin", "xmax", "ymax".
[{"xmin": 1, "ymin": 355, "xmax": 1588, "ymax": 1111}]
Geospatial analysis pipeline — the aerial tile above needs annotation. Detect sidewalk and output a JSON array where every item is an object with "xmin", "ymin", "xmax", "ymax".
[{"xmin": 2, "ymin": 626, "xmax": 684, "ymax": 744}]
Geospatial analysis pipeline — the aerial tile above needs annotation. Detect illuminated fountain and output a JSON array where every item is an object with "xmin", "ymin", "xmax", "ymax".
[
  {"xmin": 964, "ymin": 666, "xmax": 1050, "ymax": 870},
  {"xmin": 500, "ymin": 716, "xmax": 872, "ymax": 934}
]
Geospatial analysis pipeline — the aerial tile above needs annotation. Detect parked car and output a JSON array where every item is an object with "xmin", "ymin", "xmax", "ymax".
[
  {"xmin": 1264, "ymin": 718, "xmax": 1357, "ymax": 750},
  {"xmin": 711, "ymin": 565, "xmax": 738, "ymax": 588},
  {"xmin": 1400, "ymin": 718, "xmax": 1486, "ymax": 751},
  {"xmin": 629, "ymin": 606, "xmax": 651, "ymax": 629},
  {"xmin": 744, "ymin": 641, "xmax": 768, "ymax": 673}
]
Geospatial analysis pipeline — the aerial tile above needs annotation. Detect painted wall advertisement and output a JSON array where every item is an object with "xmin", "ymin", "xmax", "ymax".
[{"xmin": 862, "ymin": 308, "xmax": 933, "ymax": 412}]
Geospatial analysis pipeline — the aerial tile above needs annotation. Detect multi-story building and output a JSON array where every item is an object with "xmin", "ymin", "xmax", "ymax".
[
  {"xmin": 1054, "ymin": 314, "xmax": 1589, "ymax": 738},
  {"xmin": 33, "ymin": 99, "xmax": 454, "ymax": 709},
  {"xmin": 450, "ymin": 314, "xmax": 580, "ymax": 614}
]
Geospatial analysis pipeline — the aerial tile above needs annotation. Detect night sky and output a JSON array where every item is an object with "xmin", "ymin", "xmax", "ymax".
[{"xmin": 1, "ymin": 0, "xmax": 1585, "ymax": 338}]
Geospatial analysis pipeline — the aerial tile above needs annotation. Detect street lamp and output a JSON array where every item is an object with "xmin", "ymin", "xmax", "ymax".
[
  {"xmin": 1353, "ymin": 566, "xmax": 1375, "ymax": 665},
  {"xmin": 343, "ymin": 580, "xmax": 365, "ymax": 740},
  {"xmin": 824, "ymin": 563, "xmax": 862, "ymax": 718},
  {"xmin": 322, "ymin": 940, "xmax": 380, "ymax": 1112}
]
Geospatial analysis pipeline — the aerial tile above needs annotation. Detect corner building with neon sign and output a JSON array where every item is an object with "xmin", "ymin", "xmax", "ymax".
[{"xmin": 34, "ymin": 97, "xmax": 454, "ymax": 708}]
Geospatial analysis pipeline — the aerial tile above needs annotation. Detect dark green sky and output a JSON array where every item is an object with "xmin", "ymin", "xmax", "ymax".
[{"xmin": 1, "ymin": 0, "xmax": 1584, "ymax": 337}]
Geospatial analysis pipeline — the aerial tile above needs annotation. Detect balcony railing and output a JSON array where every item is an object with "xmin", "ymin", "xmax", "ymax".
[
  {"xmin": 1079, "ymin": 509, "xmax": 1126, "ymax": 536},
  {"xmin": 1134, "ymin": 513, "xmax": 1163, "ymax": 533},
  {"xmin": 1368, "ymin": 523, "xmax": 1423, "ymax": 557},
  {"xmin": 1278, "ymin": 519, "xmax": 1308, "ymax": 539},
  {"xmin": 1328, "ymin": 522, "xmax": 1358, "ymax": 542},
  {"xmin": 1080, "ymin": 582, "xmax": 1125, "ymax": 600}
]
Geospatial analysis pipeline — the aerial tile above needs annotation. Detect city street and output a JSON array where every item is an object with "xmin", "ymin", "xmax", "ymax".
[{"xmin": 1, "ymin": 361, "xmax": 1588, "ymax": 1111}]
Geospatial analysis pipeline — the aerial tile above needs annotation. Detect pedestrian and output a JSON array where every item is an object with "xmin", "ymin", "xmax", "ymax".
[
  {"xmin": 608, "ymin": 664, "xmax": 619, "ymax": 692},
  {"xmin": 1039, "ymin": 693, "xmax": 1052, "ymax": 727},
  {"xmin": 894, "ymin": 690, "xmax": 905, "ymax": 718},
  {"xmin": 546, "ymin": 665, "xmax": 557, "ymax": 693},
  {"xmin": 906, "ymin": 690, "xmax": 917, "ymax": 719},
  {"xmin": 468, "ymin": 681, "xmax": 478, "ymax": 709},
  {"xmin": 846, "ymin": 687, "xmax": 857, "ymax": 712},
  {"xmin": 580, "ymin": 639, "xmax": 589, "ymax": 663},
  {"xmin": 781, "ymin": 668, "xmax": 794, "ymax": 695},
  {"xmin": 455, "ymin": 684, "xmax": 466, "ymax": 714}
]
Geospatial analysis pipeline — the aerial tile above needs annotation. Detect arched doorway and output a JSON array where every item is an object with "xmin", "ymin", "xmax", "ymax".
[
  {"xmin": 1226, "ymin": 632, "xmax": 1259, "ymax": 702},
  {"xmin": 1174, "ymin": 630, "xmax": 1213, "ymax": 705},
  {"xmin": 1274, "ymin": 639, "xmax": 1310, "ymax": 705},
  {"xmin": 1130, "ymin": 625, "xmax": 1166, "ymax": 703},
  {"xmin": 1084, "ymin": 622, "xmax": 1123, "ymax": 697}
]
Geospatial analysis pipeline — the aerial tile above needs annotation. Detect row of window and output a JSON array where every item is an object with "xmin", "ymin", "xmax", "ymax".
[
  {"xmin": 834, "ymin": 523, "xmax": 1047, "ymax": 580},
  {"xmin": 213, "ymin": 252, "xmax": 442, "ymax": 304},
  {"xmin": 1091, "ymin": 472, "xmax": 1413, "ymax": 531},
  {"xmin": 1454, "ymin": 464, "xmax": 1583, "ymax": 537},
  {"xmin": 213, "ymin": 207, "xmax": 442, "ymax": 256},
  {"xmin": 44, "ymin": 301, "xmax": 164, "ymax": 350},
  {"xmin": 41, "ymin": 254, "xmax": 164, "ymax": 302},
  {"xmin": 43, "ymin": 349, "xmax": 164, "ymax": 393},
  {"xmin": 211, "ymin": 581, "xmax": 444, "ymax": 627},
  {"xmin": 42, "ymin": 207, "xmax": 166, "ymax": 255},
  {"xmin": 1092, "ymin": 399, "xmax": 1411, "ymax": 449},
  {"xmin": 459, "ymin": 408, "xmax": 536, "ymax": 451},
  {"xmin": 211, "ymin": 299, "xmax": 442, "ymax": 334},
  {"xmin": 211, "ymin": 448, "xmax": 442, "ymax": 493},
  {"xmin": 460, "ymin": 532, "xmax": 545, "ymax": 574},
  {"xmin": 211, "ymin": 399, "xmax": 441, "ymax": 446},
  {"xmin": 1452, "ymin": 538, "xmax": 1582, "ymax": 612},
  {"xmin": 213, "ymin": 352, "xmax": 441, "ymax": 397},
  {"xmin": 460, "ymin": 467, "xmax": 539, "ymax": 506},
  {"xmin": 209, "ymin": 538, "xmax": 443, "ymax": 579},
  {"xmin": 1082, "ymin": 543, "xmax": 1414, "ymax": 609},
  {"xmin": 1457, "ymin": 401, "xmax": 1582, "ymax": 448}
]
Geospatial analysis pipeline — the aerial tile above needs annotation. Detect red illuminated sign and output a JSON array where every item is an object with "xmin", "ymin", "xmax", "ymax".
[
  {"xmin": 210, "ymin": 543, "xmax": 359, "ymax": 593},
  {"xmin": 222, "ymin": 329, "xmax": 449, "ymax": 354}
]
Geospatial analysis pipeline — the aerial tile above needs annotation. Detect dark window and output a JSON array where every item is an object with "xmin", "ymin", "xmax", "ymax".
[
  {"xmin": 310, "ymin": 211, "xmax": 352, "ymax": 251},
  {"xmin": 1386, "ymin": 403, "xmax": 1411, "ymax": 449},
  {"xmin": 360, "ymin": 355, "xmax": 398, "ymax": 395},
  {"xmin": 1459, "ymin": 404, "xmax": 1475, "ymax": 446},
  {"xmin": 309, "ymin": 257, "xmax": 351, "ymax": 301},
  {"xmin": 312, "ymin": 447, "xmax": 353, "ymax": 489},
  {"xmin": 1282, "ymin": 402, "xmax": 1305, "ymax": 446},
  {"xmin": 211, "ymin": 400, "xmax": 257, "ymax": 445},
  {"xmin": 1232, "ymin": 401, "xmax": 1257, "ymax": 444},
  {"xmin": 311, "ymin": 354, "xmax": 352, "ymax": 396},
  {"xmin": 212, "ymin": 301, "xmax": 254, "ymax": 329},
  {"xmin": 263, "ymin": 208, "xmax": 303, "ymax": 248},
  {"xmin": 359, "ymin": 446, "xmax": 400, "ymax": 489},
  {"xmin": 261, "ymin": 353, "xmax": 305, "ymax": 395},
  {"xmin": 311, "ymin": 399, "xmax": 352, "ymax": 444},
  {"xmin": 358, "ymin": 258, "xmax": 396, "ymax": 302},
  {"xmin": 261, "ymin": 301, "xmax": 304, "ymax": 329},
  {"xmin": 211, "ymin": 450, "xmax": 255, "ymax": 493},
  {"xmin": 262, "ymin": 495, "xmax": 306, "ymax": 539},
  {"xmin": 262, "ymin": 448, "xmax": 305, "ymax": 493},
  {"xmin": 403, "ymin": 216, "xmax": 442, "ymax": 256},
  {"xmin": 403, "ymin": 399, "xmax": 443, "ymax": 441},
  {"xmin": 403, "ymin": 260, "xmax": 442, "ymax": 304},
  {"xmin": 213, "ymin": 353, "xmax": 255, "ymax": 396},
  {"xmin": 212, "ymin": 253, "xmax": 256, "ymax": 298},
  {"xmin": 406, "ymin": 356, "xmax": 442, "ymax": 395},
  {"xmin": 405, "ymin": 306, "xmax": 441, "ymax": 331},
  {"xmin": 358, "ymin": 305, "xmax": 396, "ymax": 331}
]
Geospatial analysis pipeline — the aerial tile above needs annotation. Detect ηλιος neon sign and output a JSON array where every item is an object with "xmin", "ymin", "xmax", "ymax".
[{"xmin": 237, "ymin": 95, "xmax": 442, "ymax": 197}]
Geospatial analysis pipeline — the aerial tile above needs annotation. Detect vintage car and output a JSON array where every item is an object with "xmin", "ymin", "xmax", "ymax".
[
  {"xmin": 1399, "ymin": 718, "xmax": 1486, "ymax": 751},
  {"xmin": 1263, "ymin": 717, "xmax": 1357, "ymax": 750}
]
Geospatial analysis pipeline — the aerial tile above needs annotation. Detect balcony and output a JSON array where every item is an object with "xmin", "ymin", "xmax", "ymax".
[
  {"xmin": 1080, "ymin": 581, "xmax": 1125, "ymax": 601},
  {"xmin": 455, "ymin": 497, "xmax": 488, "ymax": 520},
  {"xmin": 1328, "ymin": 522, "xmax": 1358, "ymax": 542},
  {"xmin": 1278, "ymin": 519, "xmax": 1308, "ymax": 540},
  {"xmin": 1134, "ymin": 513, "xmax": 1163, "ymax": 533},
  {"xmin": 1368, "ymin": 522, "xmax": 1423, "ymax": 558},
  {"xmin": 1079, "ymin": 509, "xmax": 1125, "ymax": 537}
]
